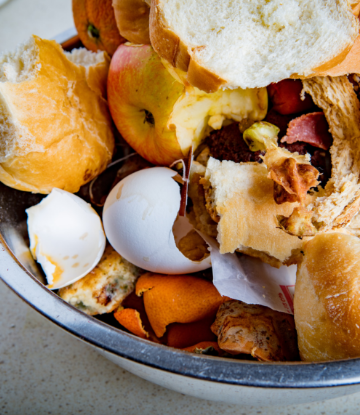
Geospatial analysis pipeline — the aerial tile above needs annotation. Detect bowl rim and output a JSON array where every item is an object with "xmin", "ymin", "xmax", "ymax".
[
  {"xmin": 2, "ymin": 234, "xmax": 360, "ymax": 390},
  {"xmin": 2, "ymin": 28, "xmax": 360, "ymax": 390}
]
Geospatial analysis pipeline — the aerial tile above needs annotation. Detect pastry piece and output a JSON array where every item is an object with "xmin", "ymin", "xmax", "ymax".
[
  {"xmin": 59, "ymin": 246, "xmax": 142, "ymax": 316},
  {"xmin": 0, "ymin": 35, "xmax": 115, "ymax": 194},
  {"xmin": 295, "ymin": 232, "xmax": 360, "ymax": 362},
  {"xmin": 211, "ymin": 300, "xmax": 299, "ymax": 361}
]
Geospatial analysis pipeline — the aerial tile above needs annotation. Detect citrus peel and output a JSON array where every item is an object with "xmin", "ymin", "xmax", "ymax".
[
  {"xmin": 114, "ymin": 308, "xmax": 149, "ymax": 339},
  {"xmin": 182, "ymin": 341, "xmax": 222, "ymax": 355},
  {"xmin": 136, "ymin": 273, "xmax": 225, "ymax": 337},
  {"xmin": 72, "ymin": 0, "xmax": 125, "ymax": 55},
  {"xmin": 166, "ymin": 316, "xmax": 217, "ymax": 349},
  {"xmin": 121, "ymin": 290, "xmax": 162, "ymax": 343}
]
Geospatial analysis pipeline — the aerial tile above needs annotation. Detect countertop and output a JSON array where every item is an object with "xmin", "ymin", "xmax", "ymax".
[{"xmin": 1, "ymin": 1, "xmax": 360, "ymax": 414}]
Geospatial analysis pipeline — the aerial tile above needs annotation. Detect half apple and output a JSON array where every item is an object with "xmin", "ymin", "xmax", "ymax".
[{"xmin": 107, "ymin": 43, "xmax": 268, "ymax": 165}]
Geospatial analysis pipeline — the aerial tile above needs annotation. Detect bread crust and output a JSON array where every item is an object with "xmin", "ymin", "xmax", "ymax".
[
  {"xmin": 0, "ymin": 36, "xmax": 115, "ymax": 194},
  {"xmin": 295, "ymin": 232, "xmax": 360, "ymax": 361},
  {"xmin": 291, "ymin": 35, "xmax": 360, "ymax": 79},
  {"xmin": 301, "ymin": 76, "xmax": 360, "ymax": 230},
  {"xmin": 113, "ymin": 0, "xmax": 151, "ymax": 44},
  {"xmin": 149, "ymin": 0, "xmax": 226, "ymax": 92},
  {"xmin": 150, "ymin": 0, "xmax": 359, "ymax": 92}
]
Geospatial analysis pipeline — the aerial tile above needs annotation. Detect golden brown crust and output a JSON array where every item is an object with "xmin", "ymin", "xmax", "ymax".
[
  {"xmin": 59, "ymin": 246, "xmax": 141, "ymax": 316},
  {"xmin": 302, "ymin": 76, "xmax": 360, "ymax": 229},
  {"xmin": 313, "ymin": 35, "xmax": 360, "ymax": 77},
  {"xmin": 352, "ymin": 1, "xmax": 360, "ymax": 16},
  {"xmin": 149, "ymin": 0, "xmax": 190, "ymax": 71},
  {"xmin": 149, "ymin": 0, "xmax": 225, "ymax": 92},
  {"xmin": 187, "ymin": 166, "xmax": 218, "ymax": 238},
  {"xmin": 187, "ymin": 58, "xmax": 226, "ymax": 93},
  {"xmin": 112, "ymin": 0, "xmax": 150, "ymax": 44},
  {"xmin": 201, "ymin": 177, "xmax": 220, "ymax": 224},
  {"xmin": 236, "ymin": 247, "xmax": 283, "ymax": 269},
  {"xmin": 295, "ymin": 232, "xmax": 360, "ymax": 361},
  {"xmin": 0, "ymin": 36, "xmax": 115, "ymax": 194},
  {"xmin": 211, "ymin": 300, "xmax": 299, "ymax": 361}
]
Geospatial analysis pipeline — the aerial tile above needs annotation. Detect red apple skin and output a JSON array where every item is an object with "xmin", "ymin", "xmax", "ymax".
[{"xmin": 107, "ymin": 44, "xmax": 186, "ymax": 165}]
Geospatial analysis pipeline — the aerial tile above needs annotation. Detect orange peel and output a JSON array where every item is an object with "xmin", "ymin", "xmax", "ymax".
[
  {"xmin": 114, "ymin": 308, "xmax": 149, "ymax": 339},
  {"xmin": 121, "ymin": 291, "xmax": 162, "ymax": 343},
  {"xmin": 182, "ymin": 341, "xmax": 222, "ymax": 354},
  {"xmin": 166, "ymin": 316, "xmax": 217, "ymax": 349},
  {"xmin": 136, "ymin": 273, "xmax": 224, "ymax": 337}
]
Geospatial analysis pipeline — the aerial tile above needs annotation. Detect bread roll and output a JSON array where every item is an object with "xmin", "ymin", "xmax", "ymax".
[
  {"xmin": 295, "ymin": 232, "xmax": 360, "ymax": 362},
  {"xmin": 0, "ymin": 35, "xmax": 115, "ymax": 194},
  {"xmin": 149, "ymin": 0, "xmax": 359, "ymax": 91}
]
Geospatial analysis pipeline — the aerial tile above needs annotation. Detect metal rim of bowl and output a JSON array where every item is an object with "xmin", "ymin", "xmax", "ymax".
[
  {"xmin": 2, "ymin": 28, "xmax": 360, "ymax": 390},
  {"xmin": 2, "ymin": 232, "xmax": 360, "ymax": 390}
]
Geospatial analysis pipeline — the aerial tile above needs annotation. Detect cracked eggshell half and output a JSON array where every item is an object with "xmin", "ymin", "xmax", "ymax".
[
  {"xmin": 26, "ymin": 188, "xmax": 106, "ymax": 289},
  {"xmin": 103, "ymin": 167, "xmax": 211, "ymax": 274}
]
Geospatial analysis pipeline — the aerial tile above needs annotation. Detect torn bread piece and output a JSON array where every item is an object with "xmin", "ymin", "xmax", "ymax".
[
  {"xmin": 150, "ymin": 0, "xmax": 359, "ymax": 92},
  {"xmin": 0, "ymin": 35, "xmax": 115, "ymax": 194},
  {"xmin": 204, "ymin": 157, "xmax": 312, "ymax": 267},
  {"xmin": 271, "ymin": 76, "xmax": 360, "ymax": 236},
  {"xmin": 301, "ymin": 75, "xmax": 360, "ymax": 231}
]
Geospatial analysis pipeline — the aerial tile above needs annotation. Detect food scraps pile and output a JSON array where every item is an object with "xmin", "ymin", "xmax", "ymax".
[{"xmin": 2, "ymin": 0, "xmax": 360, "ymax": 363}]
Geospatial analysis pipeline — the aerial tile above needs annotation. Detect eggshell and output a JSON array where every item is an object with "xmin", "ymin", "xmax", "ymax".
[
  {"xmin": 26, "ymin": 188, "xmax": 106, "ymax": 289},
  {"xmin": 103, "ymin": 167, "xmax": 211, "ymax": 274}
]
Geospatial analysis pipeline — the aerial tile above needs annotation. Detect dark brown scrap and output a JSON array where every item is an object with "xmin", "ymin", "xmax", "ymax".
[
  {"xmin": 269, "ymin": 157, "xmax": 319, "ymax": 204},
  {"xmin": 211, "ymin": 300, "xmax": 300, "ymax": 362}
]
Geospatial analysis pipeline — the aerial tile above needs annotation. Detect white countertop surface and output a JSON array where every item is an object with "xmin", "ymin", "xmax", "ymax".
[{"xmin": 1, "ymin": 1, "xmax": 360, "ymax": 414}]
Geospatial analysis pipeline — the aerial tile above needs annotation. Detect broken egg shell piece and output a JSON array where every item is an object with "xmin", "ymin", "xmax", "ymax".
[
  {"xmin": 103, "ymin": 167, "xmax": 211, "ymax": 274},
  {"xmin": 26, "ymin": 188, "xmax": 106, "ymax": 290}
]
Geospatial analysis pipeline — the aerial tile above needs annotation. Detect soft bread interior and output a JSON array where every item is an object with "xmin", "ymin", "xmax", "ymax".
[
  {"xmin": 65, "ymin": 48, "xmax": 106, "ymax": 67},
  {"xmin": 0, "ymin": 37, "xmax": 43, "ymax": 164},
  {"xmin": 0, "ymin": 36, "xmax": 39, "ymax": 83},
  {"xmin": 156, "ymin": 0, "xmax": 358, "ymax": 89},
  {"xmin": 0, "ymin": 40, "xmax": 109, "ymax": 165}
]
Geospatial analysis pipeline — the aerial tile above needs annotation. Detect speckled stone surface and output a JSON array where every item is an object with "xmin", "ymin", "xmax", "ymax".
[{"xmin": 1, "ymin": 1, "xmax": 360, "ymax": 414}]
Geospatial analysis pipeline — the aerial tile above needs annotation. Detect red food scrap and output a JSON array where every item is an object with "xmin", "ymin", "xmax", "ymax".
[
  {"xmin": 265, "ymin": 108, "xmax": 294, "ymax": 138},
  {"xmin": 267, "ymin": 79, "xmax": 315, "ymax": 115},
  {"xmin": 281, "ymin": 112, "xmax": 332, "ymax": 150}
]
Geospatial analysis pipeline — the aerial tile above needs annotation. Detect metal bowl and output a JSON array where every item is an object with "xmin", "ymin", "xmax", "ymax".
[{"xmin": 1, "ymin": 30, "xmax": 360, "ymax": 407}]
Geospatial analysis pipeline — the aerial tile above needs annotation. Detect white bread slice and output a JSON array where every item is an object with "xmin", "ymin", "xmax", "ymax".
[
  {"xmin": 0, "ymin": 36, "xmax": 115, "ymax": 194},
  {"xmin": 204, "ymin": 157, "xmax": 310, "ymax": 266},
  {"xmin": 150, "ymin": 0, "xmax": 359, "ymax": 92}
]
